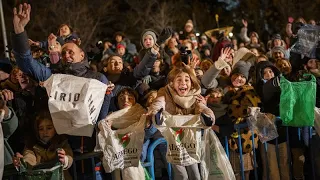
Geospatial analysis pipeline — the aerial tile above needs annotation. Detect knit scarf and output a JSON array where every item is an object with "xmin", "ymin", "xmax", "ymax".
[
  {"xmin": 167, "ymin": 85, "xmax": 201, "ymax": 109},
  {"xmin": 103, "ymin": 103, "xmax": 146, "ymax": 129}
]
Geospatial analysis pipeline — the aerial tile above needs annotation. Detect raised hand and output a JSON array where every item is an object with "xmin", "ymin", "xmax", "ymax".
[
  {"xmin": 48, "ymin": 33, "xmax": 61, "ymax": 52},
  {"xmin": 13, "ymin": 3, "xmax": 31, "ymax": 34},
  {"xmin": 220, "ymin": 47, "xmax": 231, "ymax": 62},
  {"xmin": 242, "ymin": 19, "xmax": 248, "ymax": 28}
]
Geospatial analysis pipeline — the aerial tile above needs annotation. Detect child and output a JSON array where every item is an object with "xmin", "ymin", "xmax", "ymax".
[
  {"xmin": 29, "ymin": 24, "xmax": 79, "ymax": 50},
  {"xmin": 224, "ymin": 61, "xmax": 261, "ymax": 180},
  {"xmin": 13, "ymin": 111, "xmax": 73, "ymax": 180},
  {"xmin": 148, "ymin": 66, "xmax": 215, "ymax": 180},
  {"xmin": 205, "ymin": 88, "xmax": 233, "ymax": 142},
  {"xmin": 255, "ymin": 61, "xmax": 289, "ymax": 180}
]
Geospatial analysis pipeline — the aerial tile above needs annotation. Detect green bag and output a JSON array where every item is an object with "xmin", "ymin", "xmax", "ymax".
[
  {"xmin": 279, "ymin": 74, "xmax": 316, "ymax": 126},
  {"xmin": 19, "ymin": 160, "xmax": 64, "ymax": 180}
]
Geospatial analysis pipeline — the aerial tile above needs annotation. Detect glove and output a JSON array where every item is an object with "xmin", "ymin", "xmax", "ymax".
[
  {"xmin": 143, "ymin": 75, "xmax": 152, "ymax": 84},
  {"xmin": 156, "ymin": 27, "xmax": 173, "ymax": 47}
]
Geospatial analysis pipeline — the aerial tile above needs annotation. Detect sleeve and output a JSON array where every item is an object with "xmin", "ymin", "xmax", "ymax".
[
  {"xmin": 240, "ymin": 27, "xmax": 250, "ymax": 43},
  {"xmin": 12, "ymin": 31, "xmax": 52, "ymax": 82},
  {"xmin": 147, "ymin": 88, "xmax": 166, "ymax": 115},
  {"xmin": 22, "ymin": 148, "xmax": 37, "ymax": 166},
  {"xmin": 133, "ymin": 48, "xmax": 158, "ymax": 79},
  {"xmin": 62, "ymin": 142, "xmax": 73, "ymax": 170},
  {"xmin": 286, "ymin": 23, "xmax": 293, "ymax": 37},
  {"xmin": 201, "ymin": 57, "xmax": 229, "ymax": 89},
  {"xmin": 1, "ymin": 108, "xmax": 18, "ymax": 139},
  {"xmin": 39, "ymin": 40, "xmax": 48, "ymax": 50},
  {"xmin": 98, "ymin": 74, "xmax": 111, "ymax": 121}
]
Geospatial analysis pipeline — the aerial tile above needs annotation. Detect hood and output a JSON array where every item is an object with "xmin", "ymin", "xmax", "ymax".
[{"xmin": 255, "ymin": 61, "xmax": 280, "ymax": 83}]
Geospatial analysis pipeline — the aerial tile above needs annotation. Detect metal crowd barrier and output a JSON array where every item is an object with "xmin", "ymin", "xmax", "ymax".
[
  {"xmin": 226, "ymin": 118, "xmax": 317, "ymax": 180},
  {"xmin": 3, "ymin": 120, "xmax": 318, "ymax": 180}
]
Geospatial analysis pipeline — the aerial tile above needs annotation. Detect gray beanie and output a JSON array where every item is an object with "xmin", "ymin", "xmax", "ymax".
[
  {"xmin": 231, "ymin": 61, "xmax": 252, "ymax": 80},
  {"xmin": 140, "ymin": 29, "xmax": 158, "ymax": 49},
  {"xmin": 272, "ymin": 46, "xmax": 289, "ymax": 59}
]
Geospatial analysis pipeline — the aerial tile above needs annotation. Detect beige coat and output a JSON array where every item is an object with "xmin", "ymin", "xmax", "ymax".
[
  {"xmin": 23, "ymin": 136, "xmax": 73, "ymax": 180},
  {"xmin": 149, "ymin": 85, "xmax": 215, "ymax": 122}
]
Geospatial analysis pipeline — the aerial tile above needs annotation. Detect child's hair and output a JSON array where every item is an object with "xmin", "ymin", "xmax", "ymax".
[
  {"xmin": 167, "ymin": 66, "xmax": 201, "ymax": 91},
  {"xmin": 57, "ymin": 24, "xmax": 73, "ymax": 36},
  {"xmin": 34, "ymin": 111, "xmax": 54, "ymax": 139},
  {"xmin": 115, "ymin": 88, "xmax": 139, "ymax": 108},
  {"xmin": 205, "ymin": 87, "xmax": 224, "ymax": 97},
  {"xmin": 140, "ymin": 89, "xmax": 157, "ymax": 107}
]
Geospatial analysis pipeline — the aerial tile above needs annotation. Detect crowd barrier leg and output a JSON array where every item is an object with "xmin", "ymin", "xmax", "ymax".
[
  {"xmin": 275, "ymin": 137, "xmax": 281, "ymax": 178},
  {"xmin": 286, "ymin": 127, "xmax": 293, "ymax": 180},
  {"xmin": 237, "ymin": 127, "xmax": 245, "ymax": 180},
  {"xmin": 309, "ymin": 127, "xmax": 316, "ymax": 180},
  {"xmin": 224, "ymin": 136, "xmax": 230, "ymax": 158},
  {"xmin": 263, "ymin": 142, "xmax": 270, "ymax": 180},
  {"xmin": 145, "ymin": 138, "xmax": 171, "ymax": 180},
  {"xmin": 250, "ymin": 129, "xmax": 258, "ymax": 180},
  {"xmin": 73, "ymin": 160, "xmax": 77, "ymax": 180}
]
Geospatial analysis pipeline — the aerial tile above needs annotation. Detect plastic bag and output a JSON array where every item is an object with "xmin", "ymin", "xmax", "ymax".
[
  {"xmin": 247, "ymin": 107, "xmax": 278, "ymax": 143},
  {"xmin": 19, "ymin": 161, "xmax": 64, "ymax": 180},
  {"xmin": 153, "ymin": 112, "xmax": 204, "ymax": 166},
  {"xmin": 280, "ymin": 74, "xmax": 316, "ymax": 126},
  {"xmin": 96, "ymin": 115, "xmax": 145, "ymax": 172},
  {"xmin": 314, "ymin": 107, "xmax": 320, "ymax": 135},
  {"xmin": 44, "ymin": 74, "xmax": 107, "ymax": 137},
  {"xmin": 200, "ymin": 129, "xmax": 236, "ymax": 180},
  {"xmin": 290, "ymin": 24, "xmax": 320, "ymax": 58}
]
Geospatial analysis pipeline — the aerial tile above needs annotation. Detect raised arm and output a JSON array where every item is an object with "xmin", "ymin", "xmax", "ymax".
[
  {"xmin": 12, "ymin": 3, "xmax": 52, "ymax": 82},
  {"xmin": 201, "ymin": 48, "xmax": 231, "ymax": 88},
  {"xmin": 133, "ymin": 47, "xmax": 158, "ymax": 79}
]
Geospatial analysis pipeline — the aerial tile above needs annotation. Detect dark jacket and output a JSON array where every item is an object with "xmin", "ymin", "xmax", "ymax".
[
  {"xmin": 255, "ymin": 61, "xmax": 281, "ymax": 99},
  {"xmin": 39, "ymin": 33, "xmax": 79, "ymax": 50}
]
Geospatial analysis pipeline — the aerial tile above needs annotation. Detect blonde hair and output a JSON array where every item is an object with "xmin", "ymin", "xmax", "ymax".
[{"xmin": 167, "ymin": 66, "xmax": 200, "ymax": 91}]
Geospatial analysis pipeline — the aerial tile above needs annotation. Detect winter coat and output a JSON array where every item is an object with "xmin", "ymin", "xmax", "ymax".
[
  {"xmin": 201, "ymin": 57, "xmax": 231, "ymax": 89},
  {"xmin": 12, "ymin": 31, "xmax": 110, "ymax": 121},
  {"xmin": 23, "ymin": 135, "xmax": 73, "ymax": 180},
  {"xmin": 149, "ymin": 85, "xmax": 215, "ymax": 124},
  {"xmin": 224, "ymin": 85, "xmax": 261, "ymax": 154},
  {"xmin": 255, "ymin": 61, "xmax": 281, "ymax": 99},
  {"xmin": 39, "ymin": 33, "xmax": 79, "ymax": 51},
  {"xmin": 2, "ymin": 108, "xmax": 18, "ymax": 166}
]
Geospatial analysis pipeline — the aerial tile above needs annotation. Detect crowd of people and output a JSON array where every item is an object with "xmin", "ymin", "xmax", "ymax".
[{"xmin": 1, "ymin": 2, "xmax": 320, "ymax": 180}]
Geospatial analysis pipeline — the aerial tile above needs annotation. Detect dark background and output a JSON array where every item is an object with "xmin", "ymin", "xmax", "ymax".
[{"xmin": 1, "ymin": 0, "xmax": 320, "ymax": 56}]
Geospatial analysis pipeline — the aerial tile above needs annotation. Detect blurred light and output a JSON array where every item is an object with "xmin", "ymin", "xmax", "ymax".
[
  {"xmin": 229, "ymin": 32, "xmax": 233, "ymax": 37},
  {"xmin": 196, "ymin": 33, "xmax": 200, "ymax": 37}
]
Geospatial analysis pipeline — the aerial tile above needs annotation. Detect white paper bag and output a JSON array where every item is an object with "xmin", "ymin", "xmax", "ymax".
[
  {"xmin": 44, "ymin": 74, "xmax": 107, "ymax": 137},
  {"xmin": 154, "ymin": 111, "xmax": 205, "ymax": 166},
  {"xmin": 200, "ymin": 129, "xmax": 236, "ymax": 180},
  {"xmin": 96, "ymin": 115, "xmax": 145, "ymax": 172}
]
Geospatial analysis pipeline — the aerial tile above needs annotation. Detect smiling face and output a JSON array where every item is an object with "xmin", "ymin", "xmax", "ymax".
[
  {"xmin": 61, "ymin": 43, "xmax": 85, "ymax": 64},
  {"xmin": 143, "ymin": 35, "xmax": 155, "ymax": 48},
  {"xmin": 306, "ymin": 59, "xmax": 318, "ymax": 70},
  {"xmin": 172, "ymin": 72, "xmax": 192, "ymax": 96},
  {"xmin": 107, "ymin": 56, "xmax": 123, "ymax": 74},
  {"xmin": 231, "ymin": 73, "xmax": 246, "ymax": 87},
  {"xmin": 117, "ymin": 91, "xmax": 136, "ymax": 109},
  {"xmin": 38, "ymin": 119, "xmax": 56, "ymax": 144},
  {"xmin": 59, "ymin": 25, "xmax": 71, "ymax": 37}
]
